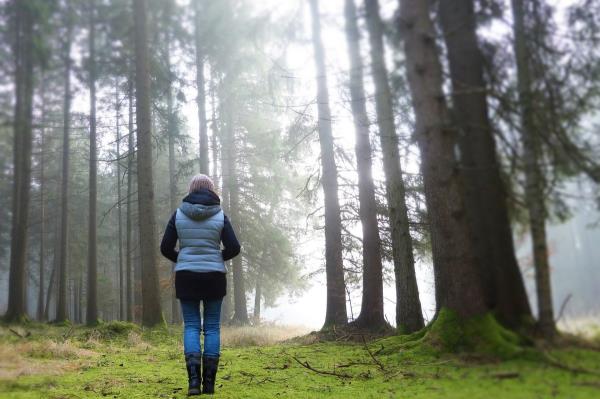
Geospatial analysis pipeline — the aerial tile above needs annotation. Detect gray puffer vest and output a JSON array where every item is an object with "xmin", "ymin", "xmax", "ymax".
[{"xmin": 174, "ymin": 202, "xmax": 226, "ymax": 273}]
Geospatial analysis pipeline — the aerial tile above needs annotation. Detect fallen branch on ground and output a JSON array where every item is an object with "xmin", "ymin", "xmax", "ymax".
[
  {"xmin": 361, "ymin": 335, "xmax": 385, "ymax": 371},
  {"xmin": 542, "ymin": 350, "xmax": 600, "ymax": 376},
  {"xmin": 290, "ymin": 355, "xmax": 352, "ymax": 379},
  {"xmin": 8, "ymin": 327, "xmax": 31, "ymax": 339},
  {"xmin": 492, "ymin": 371, "xmax": 520, "ymax": 379}
]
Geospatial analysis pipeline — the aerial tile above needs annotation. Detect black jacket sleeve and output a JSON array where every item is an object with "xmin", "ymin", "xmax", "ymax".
[
  {"xmin": 221, "ymin": 214, "xmax": 241, "ymax": 261},
  {"xmin": 160, "ymin": 211, "xmax": 179, "ymax": 263}
]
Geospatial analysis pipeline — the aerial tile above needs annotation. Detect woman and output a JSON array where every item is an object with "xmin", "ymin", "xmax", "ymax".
[{"xmin": 160, "ymin": 174, "xmax": 240, "ymax": 396}]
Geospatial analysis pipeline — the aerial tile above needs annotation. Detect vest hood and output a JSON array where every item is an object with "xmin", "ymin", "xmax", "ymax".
[{"xmin": 179, "ymin": 202, "xmax": 222, "ymax": 221}]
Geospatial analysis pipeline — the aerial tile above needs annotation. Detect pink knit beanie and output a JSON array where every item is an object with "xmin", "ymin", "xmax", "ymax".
[{"xmin": 188, "ymin": 174, "xmax": 215, "ymax": 193}]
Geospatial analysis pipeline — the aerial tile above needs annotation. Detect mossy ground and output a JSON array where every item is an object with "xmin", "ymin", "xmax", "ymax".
[{"xmin": 1, "ymin": 322, "xmax": 599, "ymax": 398}]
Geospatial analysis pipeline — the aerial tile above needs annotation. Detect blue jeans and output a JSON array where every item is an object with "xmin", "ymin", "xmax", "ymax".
[{"xmin": 180, "ymin": 298, "xmax": 223, "ymax": 357}]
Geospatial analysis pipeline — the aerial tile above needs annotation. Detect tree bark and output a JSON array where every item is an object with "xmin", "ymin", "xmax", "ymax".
[
  {"xmin": 194, "ymin": 0, "xmax": 209, "ymax": 174},
  {"xmin": 126, "ymin": 66, "xmax": 135, "ymax": 322},
  {"xmin": 134, "ymin": 0, "xmax": 164, "ymax": 327},
  {"xmin": 308, "ymin": 0, "xmax": 348, "ymax": 329},
  {"xmin": 86, "ymin": 0, "xmax": 99, "ymax": 326},
  {"xmin": 224, "ymin": 100, "xmax": 248, "ymax": 325},
  {"xmin": 219, "ymin": 94, "xmax": 233, "ymax": 323},
  {"xmin": 342, "ymin": 0, "xmax": 390, "ymax": 331},
  {"xmin": 398, "ymin": 0, "xmax": 488, "ymax": 319},
  {"xmin": 437, "ymin": 0, "xmax": 532, "ymax": 329},
  {"xmin": 6, "ymin": 0, "xmax": 35, "ymax": 322},
  {"xmin": 163, "ymin": 0, "xmax": 181, "ymax": 325},
  {"xmin": 210, "ymin": 70, "xmax": 219, "ymax": 183},
  {"xmin": 44, "ymin": 246, "xmax": 57, "ymax": 321},
  {"xmin": 37, "ymin": 71, "xmax": 47, "ymax": 322},
  {"xmin": 253, "ymin": 278, "xmax": 261, "ymax": 322},
  {"xmin": 56, "ymin": 1, "xmax": 74, "ymax": 323},
  {"xmin": 363, "ymin": 0, "xmax": 423, "ymax": 332},
  {"xmin": 114, "ymin": 80, "xmax": 125, "ymax": 321},
  {"xmin": 510, "ymin": 0, "xmax": 555, "ymax": 339}
]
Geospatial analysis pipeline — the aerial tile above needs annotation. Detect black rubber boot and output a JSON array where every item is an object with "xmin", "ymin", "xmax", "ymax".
[
  {"xmin": 185, "ymin": 353, "xmax": 202, "ymax": 396},
  {"xmin": 202, "ymin": 355, "xmax": 219, "ymax": 395}
]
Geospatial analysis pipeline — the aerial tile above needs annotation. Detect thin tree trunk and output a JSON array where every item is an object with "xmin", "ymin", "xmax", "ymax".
[
  {"xmin": 510, "ymin": 0, "xmax": 555, "ymax": 339},
  {"xmin": 224, "ymin": 102, "xmax": 248, "ymax": 325},
  {"xmin": 163, "ymin": 0, "xmax": 181, "ymax": 325},
  {"xmin": 438, "ymin": 0, "xmax": 532, "ymax": 329},
  {"xmin": 398, "ymin": 0, "xmax": 488, "ymax": 319},
  {"xmin": 115, "ymin": 80, "xmax": 125, "ymax": 321},
  {"xmin": 44, "ymin": 248, "xmax": 57, "ymax": 320},
  {"xmin": 210, "ymin": 70, "xmax": 219, "ymax": 183},
  {"xmin": 219, "ymin": 83, "xmax": 233, "ymax": 324},
  {"xmin": 343, "ymin": 0, "xmax": 391, "ymax": 331},
  {"xmin": 6, "ymin": 0, "xmax": 35, "ymax": 322},
  {"xmin": 78, "ymin": 267, "xmax": 83, "ymax": 323},
  {"xmin": 56, "ymin": 1, "xmax": 74, "ymax": 323},
  {"xmin": 44, "ymin": 221, "xmax": 61, "ymax": 320},
  {"xmin": 363, "ymin": 0, "xmax": 422, "ymax": 332},
  {"xmin": 253, "ymin": 278, "xmax": 261, "ymax": 322},
  {"xmin": 86, "ymin": 0, "xmax": 98, "ymax": 326},
  {"xmin": 308, "ymin": 0, "xmax": 348, "ymax": 329},
  {"xmin": 37, "ymin": 72, "xmax": 47, "ymax": 321},
  {"xmin": 194, "ymin": 0, "xmax": 209, "ymax": 174},
  {"xmin": 126, "ymin": 66, "xmax": 135, "ymax": 322},
  {"xmin": 134, "ymin": 0, "xmax": 163, "ymax": 327}
]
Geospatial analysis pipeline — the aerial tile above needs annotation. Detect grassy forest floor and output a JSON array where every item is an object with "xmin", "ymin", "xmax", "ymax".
[{"xmin": 0, "ymin": 322, "xmax": 599, "ymax": 398}]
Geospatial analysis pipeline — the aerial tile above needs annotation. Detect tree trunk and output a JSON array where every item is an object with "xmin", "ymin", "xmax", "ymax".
[
  {"xmin": 219, "ymin": 82, "xmax": 233, "ymax": 324},
  {"xmin": 163, "ymin": 0, "xmax": 181, "ymax": 325},
  {"xmin": 126, "ymin": 66, "xmax": 135, "ymax": 322},
  {"xmin": 37, "ymin": 71, "xmax": 47, "ymax": 322},
  {"xmin": 44, "ymin": 246, "xmax": 57, "ymax": 321},
  {"xmin": 253, "ymin": 278, "xmax": 261, "ymax": 322},
  {"xmin": 438, "ymin": 0, "xmax": 532, "ymax": 329},
  {"xmin": 224, "ymin": 102, "xmax": 248, "ymax": 325},
  {"xmin": 115, "ymin": 80, "xmax": 125, "ymax": 321},
  {"xmin": 194, "ymin": 0, "xmax": 209, "ymax": 174},
  {"xmin": 56, "ymin": 1, "xmax": 74, "ymax": 323},
  {"xmin": 398, "ymin": 0, "xmax": 488, "ymax": 319},
  {"xmin": 363, "ymin": 0, "xmax": 422, "ymax": 332},
  {"xmin": 78, "ymin": 267, "xmax": 83, "ymax": 323},
  {"xmin": 510, "ymin": 0, "xmax": 555, "ymax": 339},
  {"xmin": 44, "ymin": 221, "xmax": 61, "ymax": 320},
  {"xmin": 210, "ymin": 71, "xmax": 219, "ymax": 183},
  {"xmin": 134, "ymin": 0, "xmax": 164, "ymax": 327},
  {"xmin": 6, "ymin": 0, "xmax": 35, "ymax": 322},
  {"xmin": 86, "ymin": 0, "xmax": 98, "ymax": 326},
  {"xmin": 308, "ymin": 0, "xmax": 348, "ymax": 329},
  {"xmin": 342, "ymin": 0, "xmax": 390, "ymax": 331}
]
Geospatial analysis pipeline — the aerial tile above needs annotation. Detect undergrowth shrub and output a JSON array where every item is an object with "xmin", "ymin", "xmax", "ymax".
[{"xmin": 84, "ymin": 321, "xmax": 140, "ymax": 340}]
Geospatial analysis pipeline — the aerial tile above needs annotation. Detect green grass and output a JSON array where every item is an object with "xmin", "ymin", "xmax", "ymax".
[{"xmin": 0, "ymin": 323, "xmax": 599, "ymax": 398}]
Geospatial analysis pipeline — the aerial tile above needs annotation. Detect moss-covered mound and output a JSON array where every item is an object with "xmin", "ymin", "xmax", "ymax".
[
  {"xmin": 84, "ymin": 320, "xmax": 140, "ymax": 340},
  {"xmin": 376, "ymin": 309, "xmax": 525, "ymax": 359}
]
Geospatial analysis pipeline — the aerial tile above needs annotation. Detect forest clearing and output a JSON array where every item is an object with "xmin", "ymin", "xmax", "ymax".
[
  {"xmin": 1, "ymin": 322, "xmax": 600, "ymax": 399},
  {"xmin": 3, "ymin": 0, "xmax": 600, "ymax": 397}
]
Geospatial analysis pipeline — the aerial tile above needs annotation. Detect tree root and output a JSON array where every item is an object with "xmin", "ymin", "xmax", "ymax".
[{"xmin": 539, "ymin": 350, "xmax": 600, "ymax": 376}]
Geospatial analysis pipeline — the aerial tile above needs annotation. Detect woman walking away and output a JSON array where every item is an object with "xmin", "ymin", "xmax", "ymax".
[{"xmin": 160, "ymin": 174, "xmax": 241, "ymax": 396}]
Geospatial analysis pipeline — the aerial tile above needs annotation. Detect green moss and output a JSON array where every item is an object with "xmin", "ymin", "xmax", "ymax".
[
  {"xmin": 84, "ymin": 320, "xmax": 140, "ymax": 340},
  {"xmin": 1, "ymin": 323, "xmax": 600, "ymax": 398},
  {"xmin": 418, "ymin": 309, "xmax": 523, "ymax": 359}
]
